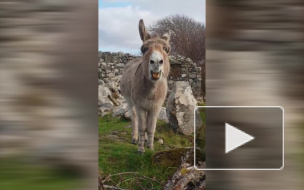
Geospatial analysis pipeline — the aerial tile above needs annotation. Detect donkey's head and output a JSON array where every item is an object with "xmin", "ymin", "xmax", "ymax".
[{"xmin": 139, "ymin": 19, "xmax": 171, "ymax": 81}]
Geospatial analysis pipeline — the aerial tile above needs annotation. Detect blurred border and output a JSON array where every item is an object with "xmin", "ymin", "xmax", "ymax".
[
  {"xmin": 206, "ymin": 0, "xmax": 304, "ymax": 190},
  {"xmin": 0, "ymin": 0, "xmax": 98, "ymax": 189}
]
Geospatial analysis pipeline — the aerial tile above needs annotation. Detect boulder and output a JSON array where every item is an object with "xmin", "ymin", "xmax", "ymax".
[
  {"xmin": 98, "ymin": 85, "xmax": 113, "ymax": 116},
  {"xmin": 166, "ymin": 81, "xmax": 197, "ymax": 135},
  {"xmin": 124, "ymin": 110, "xmax": 131, "ymax": 120},
  {"xmin": 158, "ymin": 107, "xmax": 169, "ymax": 123},
  {"xmin": 112, "ymin": 103, "xmax": 128, "ymax": 117},
  {"xmin": 98, "ymin": 84, "xmax": 111, "ymax": 97}
]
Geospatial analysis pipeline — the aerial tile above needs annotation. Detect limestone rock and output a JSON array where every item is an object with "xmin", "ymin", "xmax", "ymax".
[
  {"xmin": 166, "ymin": 81, "xmax": 197, "ymax": 135},
  {"xmin": 158, "ymin": 107, "xmax": 169, "ymax": 123},
  {"xmin": 157, "ymin": 138, "xmax": 164, "ymax": 144},
  {"xmin": 98, "ymin": 85, "xmax": 113, "ymax": 116},
  {"xmin": 124, "ymin": 110, "xmax": 131, "ymax": 120},
  {"xmin": 112, "ymin": 103, "xmax": 128, "ymax": 117}
]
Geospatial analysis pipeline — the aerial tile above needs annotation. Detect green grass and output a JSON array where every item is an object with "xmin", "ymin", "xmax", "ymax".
[
  {"xmin": 0, "ymin": 157, "xmax": 81, "ymax": 190},
  {"xmin": 98, "ymin": 115, "xmax": 197, "ymax": 189}
]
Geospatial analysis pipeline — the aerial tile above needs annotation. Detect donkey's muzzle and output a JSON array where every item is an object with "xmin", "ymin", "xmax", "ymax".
[{"xmin": 151, "ymin": 70, "xmax": 161, "ymax": 80}]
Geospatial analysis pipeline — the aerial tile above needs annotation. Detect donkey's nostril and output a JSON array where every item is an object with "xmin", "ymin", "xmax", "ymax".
[
  {"xmin": 159, "ymin": 60, "xmax": 163, "ymax": 64},
  {"xmin": 150, "ymin": 60, "xmax": 155, "ymax": 64}
]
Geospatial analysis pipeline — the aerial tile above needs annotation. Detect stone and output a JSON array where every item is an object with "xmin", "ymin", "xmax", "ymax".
[
  {"xmin": 124, "ymin": 110, "xmax": 131, "ymax": 120},
  {"xmin": 168, "ymin": 80, "xmax": 174, "ymax": 85},
  {"xmin": 103, "ymin": 78, "xmax": 109, "ymax": 83},
  {"xmin": 157, "ymin": 138, "xmax": 164, "ymax": 144},
  {"xmin": 98, "ymin": 85, "xmax": 114, "ymax": 115},
  {"xmin": 181, "ymin": 74, "xmax": 188, "ymax": 78},
  {"xmin": 189, "ymin": 74, "xmax": 196, "ymax": 79},
  {"xmin": 195, "ymin": 67, "xmax": 201, "ymax": 72},
  {"xmin": 98, "ymin": 79, "xmax": 104, "ymax": 85},
  {"xmin": 112, "ymin": 103, "xmax": 128, "ymax": 117},
  {"xmin": 107, "ymin": 73, "xmax": 115, "ymax": 79},
  {"xmin": 158, "ymin": 107, "xmax": 169, "ymax": 123},
  {"xmin": 99, "ymin": 105, "xmax": 112, "ymax": 116},
  {"xmin": 106, "ymin": 134, "xmax": 119, "ymax": 139},
  {"xmin": 118, "ymin": 52, "xmax": 124, "ymax": 57},
  {"xmin": 166, "ymin": 81, "xmax": 197, "ymax": 135},
  {"xmin": 106, "ymin": 81, "xmax": 119, "ymax": 91},
  {"xmin": 185, "ymin": 58, "xmax": 192, "ymax": 62},
  {"xmin": 117, "ymin": 63, "xmax": 124, "ymax": 68},
  {"xmin": 98, "ymin": 85, "xmax": 111, "ymax": 98}
]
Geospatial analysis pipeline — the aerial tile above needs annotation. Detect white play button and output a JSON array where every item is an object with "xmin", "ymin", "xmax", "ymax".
[{"xmin": 225, "ymin": 123, "xmax": 255, "ymax": 154}]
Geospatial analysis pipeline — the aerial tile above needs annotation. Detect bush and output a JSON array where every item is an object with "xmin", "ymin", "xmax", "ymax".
[{"xmin": 149, "ymin": 14, "xmax": 205, "ymax": 63}]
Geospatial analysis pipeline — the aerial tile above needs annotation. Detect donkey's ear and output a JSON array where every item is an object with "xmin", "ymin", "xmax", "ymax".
[
  {"xmin": 139, "ymin": 19, "xmax": 151, "ymax": 42},
  {"xmin": 161, "ymin": 31, "xmax": 171, "ymax": 42}
]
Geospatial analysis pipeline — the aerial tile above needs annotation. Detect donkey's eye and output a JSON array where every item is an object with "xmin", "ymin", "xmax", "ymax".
[
  {"xmin": 163, "ymin": 46, "xmax": 169, "ymax": 53},
  {"xmin": 141, "ymin": 46, "xmax": 148, "ymax": 54}
]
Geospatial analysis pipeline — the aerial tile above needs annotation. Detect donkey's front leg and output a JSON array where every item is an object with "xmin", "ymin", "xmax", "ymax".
[
  {"xmin": 131, "ymin": 107, "xmax": 138, "ymax": 144},
  {"xmin": 136, "ymin": 106, "xmax": 147, "ymax": 153},
  {"xmin": 146, "ymin": 110, "xmax": 159, "ymax": 151}
]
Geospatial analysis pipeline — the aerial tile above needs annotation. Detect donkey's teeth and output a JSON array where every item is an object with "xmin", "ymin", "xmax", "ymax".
[{"xmin": 152, "ymin": 73, "xmax": 160, "ymax": 79}]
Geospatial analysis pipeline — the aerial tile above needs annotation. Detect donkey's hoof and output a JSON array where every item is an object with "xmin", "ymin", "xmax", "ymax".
[
  {"xmin": 131, "ymin": 139, "xmax": 137, "ymax": 145},
  {"xmin": 137, "ymin": 151, "xmax": 144, "ymax": 155},
  {"xmin": 147, "ymin": 145, "xmax": 154, "ymax": 151}
]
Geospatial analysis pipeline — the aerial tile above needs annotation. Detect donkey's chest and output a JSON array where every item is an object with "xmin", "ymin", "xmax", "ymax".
[{"xmin": 132, "ymin": 82, "xmax": 167, "ymax": 109}]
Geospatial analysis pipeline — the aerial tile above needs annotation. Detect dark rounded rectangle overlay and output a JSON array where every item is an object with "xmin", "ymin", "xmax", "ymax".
[{"xmin": 194, "ymin": 106, "xmax": 284, "ymax": 170}]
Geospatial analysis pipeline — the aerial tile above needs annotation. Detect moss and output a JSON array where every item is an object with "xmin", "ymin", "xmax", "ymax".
[
  {"xmin": 152, "ymin": 148, "xmax": 205, "ymax": 168},
  {"xmin": 152, "ymin": 148, "xmax": 191, "ymax": 168},
  {"xmin": 180, "ymin": 168, "xmax": 190, "ymax": 175}
]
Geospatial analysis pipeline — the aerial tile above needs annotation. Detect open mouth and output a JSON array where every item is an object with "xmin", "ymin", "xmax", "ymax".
[{"xmin": 150, "ymin": 71, "xmax": 161, "ymax": 80}]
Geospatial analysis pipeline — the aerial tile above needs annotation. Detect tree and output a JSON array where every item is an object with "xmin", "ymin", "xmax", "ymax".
[{"xmin": 149, "ymin": 14, "xmax": 205, "ymax": 63}]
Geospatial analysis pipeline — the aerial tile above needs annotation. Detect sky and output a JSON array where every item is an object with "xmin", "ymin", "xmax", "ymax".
[{"xmin": 99, "ymin": 0, "xmax": 206, "ymax": 54}]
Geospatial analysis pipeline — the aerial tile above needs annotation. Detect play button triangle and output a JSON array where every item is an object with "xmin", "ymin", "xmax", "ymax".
[{"xmin": 225, "ymin": 123, "xmax": 255, "ymax": 154}]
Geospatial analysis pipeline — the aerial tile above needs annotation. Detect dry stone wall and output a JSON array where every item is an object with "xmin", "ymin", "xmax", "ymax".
[{"xmin": 98, "ymin": 52, "xmax": 203, "ymax": 97}]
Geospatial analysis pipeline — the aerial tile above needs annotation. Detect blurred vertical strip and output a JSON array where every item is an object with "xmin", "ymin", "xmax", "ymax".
[
  {"xmin": 0, "ymin": 0, "xmax": 98, "ymax": 190},
  {"xmin": 206, "ymin": 0, "xmax": 304, "ymax": 190}
]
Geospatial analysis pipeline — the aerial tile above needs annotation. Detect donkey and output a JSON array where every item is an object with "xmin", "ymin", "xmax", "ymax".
[{"xmin": 120, "ymin": 19, "xmax": 171, "ymax": 153}]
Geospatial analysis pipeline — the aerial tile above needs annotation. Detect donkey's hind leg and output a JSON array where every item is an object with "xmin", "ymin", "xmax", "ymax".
[{"xmin": 131, "ymin": 106, "xmax": 138, "ymax": 144}]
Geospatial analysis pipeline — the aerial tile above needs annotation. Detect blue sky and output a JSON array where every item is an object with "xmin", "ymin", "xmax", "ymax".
[
  {"xmin": 99, "ymin": 1, "xmax": 132, "ymax": 9},
  {"xmin": 99, "ymin": 0, "xmax": 206, "ymax": 54}
]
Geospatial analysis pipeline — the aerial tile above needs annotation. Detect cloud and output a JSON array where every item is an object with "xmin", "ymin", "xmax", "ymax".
[
  {"xmin": 99, "ymin": 0, "xmax": 206, "ymax": 53},
  {"xmin": 99, "ymin": 5, "xmax": 158, "ymax": 53}
]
